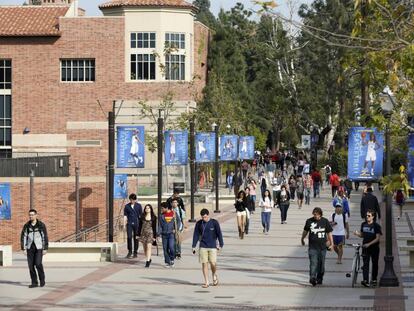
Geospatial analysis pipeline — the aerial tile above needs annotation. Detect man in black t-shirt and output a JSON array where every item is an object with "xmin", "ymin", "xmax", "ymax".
[
  {"xmin": 354, "ymin": 209, "xmax": 382, "ymax": 287},
  {"xmin": 301, "ymin": 207, "xmax": 333, "ymax": 286}
]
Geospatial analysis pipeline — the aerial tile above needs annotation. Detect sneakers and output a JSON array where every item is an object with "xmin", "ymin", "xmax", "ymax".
[
  {"xmin": 29, "ymin": 284, "xmax": 38, "ymax": 288},
  {"xmin": 126, "ymin": 253, "xmax": 133, "ymax": 259},
  {"xmin": 370, "ymin": 280, "xmax": 377, "ymax": 287},
  {"xmin": 164, "ymin": 263, "xmax": 171, "ymax": 268},
  {"xmin": 170, "ymin": 261, "xmax": 175, "ymax": 268},
  {"xmin": 316, "ymin": 279, "xmax": 323, "ymax": 285},
  {"xmin": 361, "ymin": 280, "xmax": 369, "ymax": 287},
  {"xmin": 310, "ymin": 278, "xmax": 317, "ymax": 286},
  {"xmin": 40, "ymin": 281, "xmax": 45, "ymax": 287},
  {"xmin": 133, "ymin": 253, "xmax": 138, "ymax": 258}
]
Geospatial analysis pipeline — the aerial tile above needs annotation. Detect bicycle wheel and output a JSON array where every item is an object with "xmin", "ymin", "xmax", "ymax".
[{"xmin": 351, "ymin": 254, "xmax": 358, "ymax": 288}]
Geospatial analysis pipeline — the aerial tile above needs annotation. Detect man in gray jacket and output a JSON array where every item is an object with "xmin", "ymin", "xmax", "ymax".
[{"xmin": 20, "ymin": 209, "xmax": 48, "ymax": 288}]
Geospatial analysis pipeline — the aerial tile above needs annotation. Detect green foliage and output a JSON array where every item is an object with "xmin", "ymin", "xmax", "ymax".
[
  {"xmin": 382, "ymin": 165, "xmax": 411, "ymax": 195},
  {"xmin": 320, "ymin": 149, "xmax": 348, "ymax": 176}
]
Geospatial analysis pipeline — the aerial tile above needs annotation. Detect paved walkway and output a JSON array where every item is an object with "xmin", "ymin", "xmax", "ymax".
[{"xmin": 1, "ymin": 186, "xmax": 412, "ymax": 310}]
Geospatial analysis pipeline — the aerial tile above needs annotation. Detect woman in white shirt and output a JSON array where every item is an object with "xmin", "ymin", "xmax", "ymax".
[{"xmin": 259, "ymin": 190, "xmax": 273, "ymax": 234}]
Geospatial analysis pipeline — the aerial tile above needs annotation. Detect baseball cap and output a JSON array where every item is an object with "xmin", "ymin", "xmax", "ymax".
[{"xmin": 335, "ymin": 202, "xmax": 342, "ymax": 208}]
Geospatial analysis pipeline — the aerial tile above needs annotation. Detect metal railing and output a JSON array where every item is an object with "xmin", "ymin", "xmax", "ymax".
[{"xmin": 56, "ymin": 215, "xmax": 124, "ymax": 243}]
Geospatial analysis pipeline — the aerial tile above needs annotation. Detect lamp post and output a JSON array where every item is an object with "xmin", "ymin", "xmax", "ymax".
[
  {"xmin": 379, "ymin": 86, "xmax": 399, "ymax": 287},
  {"xmin": 226, "ymin": 124, "xmax": 231, "ymax": 187},
  {"xmin": 212, "ymin": 122, "xmax": 220, "ymax": 213},
  {"xmin": 189, "ymin": 117, "xmax": 196, "ymax": 222},
  {"xmin": 310, "ymin": 126, "xmax": 319, "ymax": 169}
]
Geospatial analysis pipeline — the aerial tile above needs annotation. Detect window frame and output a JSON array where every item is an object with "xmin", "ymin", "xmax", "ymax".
[
  {"xmin": 130, "ymin": 54, "xmax": 156, "ymax": 81},
  {"xmin": 60, "ymin": 59, "xmax": 95, "ymax": 83},
  {"xmin": 130, "ymin": 32, "xmax": 156, "ymax": 49},
  {"xmin": 0, "ymin": 59, "xmax": 12, "ymax": 90}
]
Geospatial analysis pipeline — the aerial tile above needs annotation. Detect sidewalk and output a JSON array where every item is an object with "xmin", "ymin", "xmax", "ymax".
[{"xmin": 0, "ymin": 186, "xmax": 411, "ymax": 310}]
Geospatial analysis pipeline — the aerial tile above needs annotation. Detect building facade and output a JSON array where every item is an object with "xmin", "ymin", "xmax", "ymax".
[{"xmin": 0, "ymin": 0, "xmax": 209, "ymax": 249}]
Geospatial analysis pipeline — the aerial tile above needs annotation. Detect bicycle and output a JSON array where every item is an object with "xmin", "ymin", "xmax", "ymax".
[{"xmin": 345, "ymin": 243, "xmax": 362, "ymax": 288}]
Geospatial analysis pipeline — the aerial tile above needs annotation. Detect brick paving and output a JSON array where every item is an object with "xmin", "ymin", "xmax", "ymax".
[{"xmin": 0, "ymin": 186, "xmax": 412, "ymax": 310}]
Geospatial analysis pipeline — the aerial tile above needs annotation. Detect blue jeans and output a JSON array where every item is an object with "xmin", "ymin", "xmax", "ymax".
[
  {"xmin": 313, "ymin": 182, "xmax": 320, "ymax": 198},
  {"xmin": 305, "ymin": 188, "xmax": 311, "ymax": 205},
  {"xmin": 261, "ymin": 212, "xmax": 271, "ymax": 232},
  {"xmin": 308, "ymin": 248, "xmax": 327, "ymax": 281},
  {"xmin": 162, "ymin": 233, "xmax": 175, "ymax": 264}
]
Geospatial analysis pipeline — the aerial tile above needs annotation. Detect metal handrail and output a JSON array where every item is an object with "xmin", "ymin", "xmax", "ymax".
[{"xmin": 56, "ymin": 215, "xmax": 124, "ymax": 242}]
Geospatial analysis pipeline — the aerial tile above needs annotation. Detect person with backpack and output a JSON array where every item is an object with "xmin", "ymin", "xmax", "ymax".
[
  {"xmin": 311, "ymin": 169, "xmax": 322, "ymax": 198},
  {"xmin": 159, "ymin": 202, "xmax": 179, "ymax": 268},
  {"xmin": 167, "ymin": 190, "xmax": 186, "ymax": 212},
  {"xmin": 330, "ymin": 203, "xmax": 349, "ymax": 264},
  {"xmin": 192, "ymin": 209, "xmax": 224, "ymax": 288},
  {"xmin": 360, "ymin": 186, "xmax": 381, "ymax": 221},
  {"xmin": 323, "ymin": 164, "xmax": 332, "ymax": 186},
  {"xmin": 171, "ymin": 199, "xmax": 185, "ymax": 259},
  {"xmin": 332, "ymin": 189, "xmax": 350, "ymax": 218},
  {"xmin": 329, "ymin": 172, "xmax": 341, "ymax": 198},
  {"xmin": 21, "ymin": 209, "xmax": 49, "ymax": 288},
  {"xmin": 394, "ymin": 189, "xmax": 406, "ymax": 220}
]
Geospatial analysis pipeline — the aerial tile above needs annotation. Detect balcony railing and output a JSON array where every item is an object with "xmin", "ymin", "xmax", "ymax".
[{"xmin": 0, "ymin": 153, "xmax": 70, "ymax": 177}]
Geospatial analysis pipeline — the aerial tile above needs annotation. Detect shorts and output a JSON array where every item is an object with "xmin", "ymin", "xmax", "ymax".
[
  {"xmin": 297, "ymin": 192, "xmax": 304, "ymax": 200},
  {"xmin": 333, "ymin": 235, "xmax": 345, "ymax": 246},
  {"xmin": 199, "ymin": 248, "xmax": 217, "ymax": 264},
  {"xmin": 236, "ymin": 211, "xmax": 247, "ymax": 217}
]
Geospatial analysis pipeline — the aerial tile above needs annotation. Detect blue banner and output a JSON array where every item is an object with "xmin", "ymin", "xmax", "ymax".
[
  {"xmin": 220, "ymin": 135, "xmax": 238, "ymax": 161},
  {"xmin": 165, "ymin": 130, "xmax": 188, "ymax": 166},
  {"xmin": 195, "ymin": 132, "xmax": 216, "ymax": 163},
  {"xmin": 408, "ymin": 133, "xmax": 414, "ymax": 189},
  {"xmin": 117, "ymin": 126, "xmax": 145, "ymax": 168},
  {"xmin": 114, "ymin": 174, "xmax": 128, "ymax": 199},
  {"xmin": 0, "ymin": 183, "xmax": 11, "ymax": 220},
  {"xmin": 347, "ymin": 127, "xmax": 384, "ymax": 180},
  {"xmin": 239, "ymin": 136, "xmax": 255, "ymax": 160}
]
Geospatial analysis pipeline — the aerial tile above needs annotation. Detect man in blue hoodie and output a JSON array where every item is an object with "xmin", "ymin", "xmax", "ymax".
[{"xmin": 192, "ymin": 209, "xmax": 224, "ymax": 288}]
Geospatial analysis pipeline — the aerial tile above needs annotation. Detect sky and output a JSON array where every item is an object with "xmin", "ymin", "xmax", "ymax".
[{"xmin": 0, "ymin": 0, "xmax": 313, "ymax": 19}]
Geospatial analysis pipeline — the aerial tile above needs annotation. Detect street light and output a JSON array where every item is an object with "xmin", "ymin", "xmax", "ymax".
[
  {"xmin": 379, "ymin": 86, "xmax": 399, "ymax": 287},
  {"xmin": 212, "ymin": 122, "xmax": 220, "ymax": 213}
]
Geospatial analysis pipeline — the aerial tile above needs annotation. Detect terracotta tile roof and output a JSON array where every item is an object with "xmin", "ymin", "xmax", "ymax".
[
  {"xmin": 99, "ymin": 0, "xmax": 197, "ymax": 11},
  {"xmin": 0, "ymin": 6, "xmax": 69, "ymax": 37}
]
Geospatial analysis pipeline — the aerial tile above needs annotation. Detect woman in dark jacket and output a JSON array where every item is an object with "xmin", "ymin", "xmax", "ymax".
[
  {"xmin": 138, "ymin": 204, "xmax": 157, "ymax": 267},
  {"xmin": 277, "ymin": 185, "xmax": 291, "ymax": 224},
  {"xmin": 244, "ymin": 187, "xmax": 254, "ymax": 235},
  {"xmin": 235, "ymin": 190, "xmax": 247, "ymax": 239}
]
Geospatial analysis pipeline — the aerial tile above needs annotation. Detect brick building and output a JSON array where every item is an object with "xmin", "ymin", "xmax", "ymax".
[{"xmin": 0, "ymin": 0, "xmax": 209, "ymax": 249}]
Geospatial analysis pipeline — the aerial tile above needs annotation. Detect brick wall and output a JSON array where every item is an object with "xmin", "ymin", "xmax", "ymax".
[{"xmin": 0, "ymin": 181, "xmax": 106, "ymax": 250}]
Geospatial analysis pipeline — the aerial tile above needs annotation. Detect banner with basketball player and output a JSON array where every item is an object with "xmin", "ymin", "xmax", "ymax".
[
  {"xmin": 408, "ymin": 133, "xmax": 414, "ymax": 190},
  {"xmin": 347, "ymin": 127, "xmax": 384, "ymax": 181},
  {"xmin": 164, "ymin": 130, "xmax": 188, "ymax": 166},
  {"xmin": 195, "ymin": 132, "xmax": 216, "ymax": 163},
  {"xmin": 0, "ymin": 183, "xmax": 11, "ymax": 220},
  {"xmin": 238, "ymin": 136, "xmax": 255, "ymax": 160},
  {"xmin": 220, "ymin": 135, "xmax": 238, "ymax": 161},
  {"xmin": 117, "ymin": 126, "xmax": 145, "ymax": 168}
]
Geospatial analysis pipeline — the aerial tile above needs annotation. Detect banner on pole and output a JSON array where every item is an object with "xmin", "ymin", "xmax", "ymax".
[
  {"xmin": 165, "ymin": 130, "xmax": 188, "ymax": 166},
  {"xmin": 239, "ymin": 136, "xmax": 255, "ymax": 160},
  {"xmin": 117, "ymin": 126, "xmax": 145, "ymax": 168},
  {"xmin": 0, "ymin": 183, "xmax": 11, "ymax": 220},
  {"xmin": 220, "ymin": 135, "xmax": 238, "ymax": 161},
  {"xmin": 408, "ymin": 133, "xmax": 414, "ymax": 190},
  {"xmin": 347, "ymin": 127, "xmax": 384, "ymax": 181},
  {"xmin": 195, "ymin": 132, "xmax": 216, "ymax": 163},
  {"xmin": 114, "ymin": 174, "xmax": 128, "ymax": 199}
]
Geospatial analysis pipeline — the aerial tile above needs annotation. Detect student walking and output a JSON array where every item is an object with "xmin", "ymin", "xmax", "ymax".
[
  {"xmin": 244, "ymin": 187, "xmax": 254, "ymax": 235},
  {"xmin": 171, "ymin": 198, "xmax": 185, "ymax": 259},
  {"xmin": 354, "ymin": 209, "xmax": 382, "ymax": 287},
  {"xmin": 235, "ymin": 190, "xmax": 247, "ymax": 239},
  {"xmin": 248, "ymin": 179, "xmax": 257, "ymax": 213},
  {"xmin": 123, "ymin": 193, "xmax": 143, "ymax": 258},
  {"xmin": 311, "ymin": 169, "xmax": 322, "ymax": 198},
  {"xmin": 394, "ymin": 189, "xmax": 405, "ymax": 220},
  {"xmin": 192, "ymin": 209, "xmax": 224, "ymax": 288},
  {"xmin": 296, "ymin": 176, "xmax": 305, "ymax": 208},
  {"xmin": 20, "ymin": 209, "xmax": 49, "ymax": 288},
  {"xmin": 332, "ymin": 189, "xmax": 350, "ymax": 217},
  {"xmin": 277, "ymin": 185, "xmax": 291, "ymax": 224},
  {"xmin": 138, "ymin": 204, "xmax": 157, "ymax": 268},
  {"xmin": 360, "ymin": 186, "xmax": 381, "ymax": 221},
  {"xmin": 159, "ymin": 202, "xmax": 179, "ymax": 267},
  {"xmin": 288, "ymin": 175, "xmax": 296, "ymax": 201},
  {"xmin": 301, "ymin": 207, "xmax": 333, "ymax": 286},
  {"xmin": 330, "ymin": 203, "xmax": 349, "ymax": 264},
  {"xmin": 303, "ymin": 174, "xmax": 313, "ymax": 205},
  {"xmin": 259, "ymin": 190, "xmax": 273, "ymax": 234},
  {"xmin": 329, "ymin": 172, "xmax": 341, "ymax": 198}
]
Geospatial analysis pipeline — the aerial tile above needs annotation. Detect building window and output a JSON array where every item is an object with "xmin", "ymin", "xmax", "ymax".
[
  {"xmin": 0, "ymin": 95, "xmax": 12, "ymax": 151},
  {"xmin": 165, "ymin": 55, "xmax": 185, "ymax": 80},
  {"xmin": 61, "ymin": 59, "xmax": 95, "ymax": 82},
  {"xmin": 131, "ymin": 32, "xmax": 156, "ymax": 49},
  {"xmin": 0, "ymin": 60, "xmax": 12, "ymax": 90},
  {"xmin": 165, "ymin": 33, "xmax": 185, "ymax": 49},
  {"xmin": 130, "ymin": 54, "xmax": 156, "ymax": 80}
]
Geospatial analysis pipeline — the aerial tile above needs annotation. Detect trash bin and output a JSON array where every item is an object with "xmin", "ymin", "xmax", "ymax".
[{"xmin": 173, "ymin": 182, "xmax": 185, "ymax": 194}]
